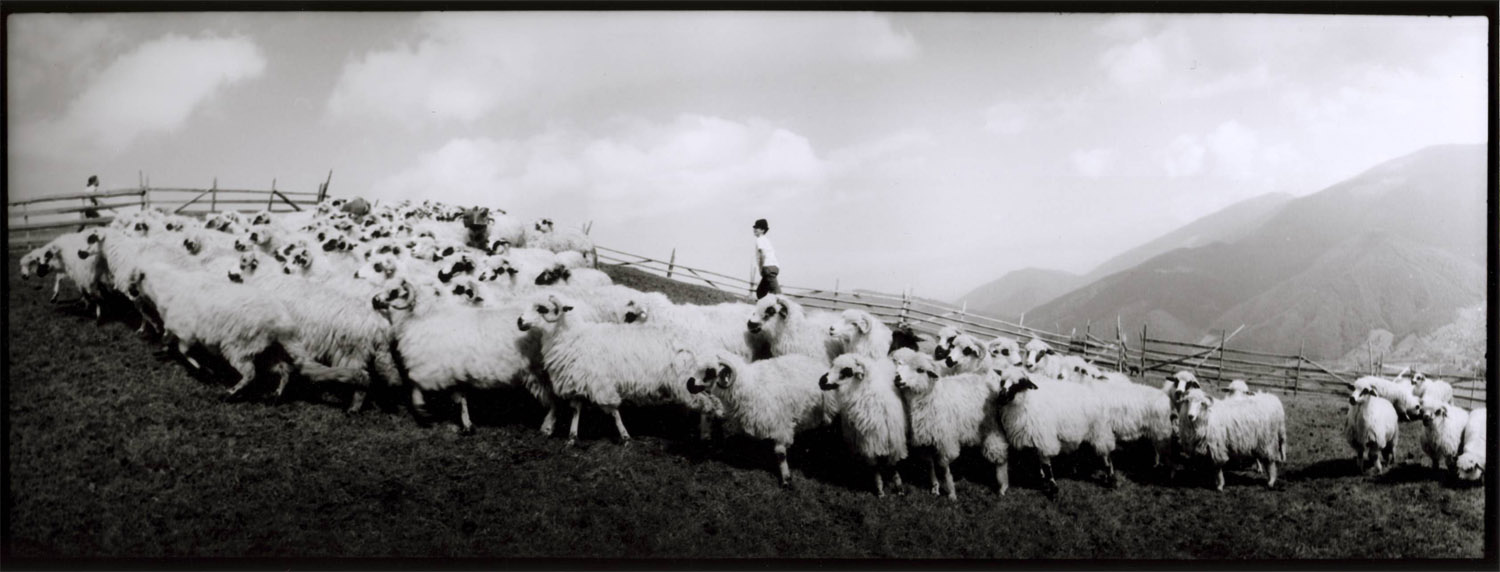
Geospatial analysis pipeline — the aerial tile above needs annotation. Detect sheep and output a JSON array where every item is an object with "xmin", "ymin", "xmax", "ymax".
[
  {"xmin": 681, "ymin": 351, "xmax": 837, "ymax": 487},
  {"xmin": 1164, "ymin": 370, "xmax": 1204, "ymax": 406},
  {"xmin": 891, "ymin": 348, "xmax": 1009, "ymax": 499},
  {"xmin": 371, "ymin": 279, "xmax": 550, "ymax": 434},
  {"xmin": 19, "ymin": 233, "xmax": 94, "ymax": 304},
  {"xmin": 1456, "ymin": 408, "xmax": 1486, "ymax": 482},
  {"xmin": 932, "ymin": 325, "xmax": 963, "ymax": 361},
  {"xmin": 939, "ymin": 334, "xmax": 999, "ymax": 375},
  {"xmin": 1350, "ymin": 375, "xmax": 1422, "ymax": 421},
  {"xmin": 827, "ymin": 309, "xmax": 893, "ymax": 361},
  {"xmin": 1175, "ymin": 387, "xmax": 1286, "ymax": 490},
  {"xmin": 533, "ymin": 263, "xmax": 613, "ymax": 288},
  {"xmin": 524, "ymin": 218, "xmax": 596, "ymax": 265},
  {"xmin": 746, "ymin": 294, "xmax": 843, "ymax": 364},
  {"xmin": 1225, "ymin": 379, "xmax": 1252, "ymax": 398},
  {"xmin": 123, "ymin": 262, "xmax": 363, "ymax": 399},
  {"xmin": 620, "ymin": 292, "xmax": 759, "ymax": 360},
  {"xmin": 1023, "ymin": 337, "xmax": 1068, "ymax": 381},
  {"xmin": 1417, "ymin": 397, "xmax": 1470, "ymax": 476},
  {"xmin": 994, "ymin": 369, "xmax": 1117, "ymax": 497},
  {"xmin": 1089, "ymin": 372, "xmax": 1175, "ymax": 476},
  {"xmin": 517, "ymin": 293, "xmax": 721, "ymax": 445},
  {"xmin": 986, "ymin": 335, "xmax": 1024, "ymax": 368},
  {"xmin": 1345, "ymin": 384, "xmax": 1400, "ymax": 475},
  {"xmin": 888, "ymin": 320, "xmax": 922, "ymax": 355},
  {"xmin": 1412, "ymin": 372, "xmax": 1455, "ymax": 406},
  {"xmin": 221, "ymin": 251, "xmax": 401, "ymax": 412},
  {"xmin": 818, "ymin": 353, "xmax": 909, "ymax": 497}
]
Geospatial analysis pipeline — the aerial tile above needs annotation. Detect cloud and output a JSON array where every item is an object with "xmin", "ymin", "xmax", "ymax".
[
  {"xmin": 7, "ymin": 14, "xmax": 124, "ymax": 97},
  {"xmin": 1158, "ymin": 121, "xmax": 1262, "ymax": 181},
  {"xmin": 327, "ymin": 12, "xmax": 918, "ymax": 126},
  {"xmin": 1070, "ymin": 148, "xmax": 1117, "ymax": 178},
  {"xmin": 1161, "ymin": 135, "xmax": 1206, "ymax": 178},
  {"xmin": 370, "ymin": 114, "xmax": 835, "ymax": 223},
  {"xmin": 983, "ymin": 102, "xmax": 1030, "ymax": 135},
  {"xmin": 15, "ymin": 34, "xmax": 266, "ymax": 158}
]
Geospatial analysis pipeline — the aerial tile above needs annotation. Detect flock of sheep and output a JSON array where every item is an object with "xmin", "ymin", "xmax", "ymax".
[{"xmin": 15, "ymin": 198, "xmax": 1487, "ymax": 500}]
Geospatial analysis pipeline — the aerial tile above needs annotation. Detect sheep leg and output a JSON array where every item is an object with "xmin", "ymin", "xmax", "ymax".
[
  {"xmin": 225, "ymin": 356, "xmax": 258, "ymax": 398},
  {"xmin": 874, "ymin": 467, "xmax": 886, "ymax": 498},
  {"xmin": 49, "ymin": 275, "xmax": 63, "ymax": 303},
  {"xmin": 698, "ymin": 412, "xmax": 713, "ymax": 442},
  {"xmin": 928, "ymin": 456, "xmax": 940, "ymax": 496},
  {"xmin": 346, "ymin": 390, "xmax": 367, "ymax": 415},
  {"xmin": 890, "ymin": 460, "xmax": 905, "ymax": 495},
  {"xmin": 452, "ymin": 390, "xmax": 474, "ymax": 435},
  {"xmin": 1214, "ymin": 468, "xmax": 1225, "ymax": 492},
  {"xmin": 539, "ymin": 405, "xmax": 558, "ymax": 436},
  {"xmin": 1265, "ymin": 461, "xmax": 1278, "ymax": 488},
  {"xmin": 941, "ymin": 458, "xmax": 957, "ymax": 502},
  {"xmin": 1040, "ymin": 457, "xmax": 1059, "ymax": 499},
  {"xmin": 995, "ymin": 461, "xmax": 1010, "ymax": 496},
  {"xmin": 409, "ymin": 387, "xmax": 431, "ymax": 424},
  {"xmin": 774, "ymin": 443, "xmax": 792, "ymax": 488},
  {"xmin": 603, "ymin": 405, "xmax": 630, "ymax": 444},
  {"xmin": 1370, "ymin": 443, "xmax": 1385, "ymax": 475},
  {"xmin": 566, "ymin": 400, "xmax": 584, "ymax": 446}
]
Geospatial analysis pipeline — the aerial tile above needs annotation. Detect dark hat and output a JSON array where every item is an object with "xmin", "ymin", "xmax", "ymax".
[
  {"xmin": 87, "ymin": 175, "xmax": 99, "ymax": 185},
  {"xmin": 753, "ymin": 219, "xmax": 769, "ymax": 231}
]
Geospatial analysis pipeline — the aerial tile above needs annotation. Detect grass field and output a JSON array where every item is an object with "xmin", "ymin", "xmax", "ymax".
[{"xmin": 4, "ymin": 253, "xmax": 1490, "ymax": 559}]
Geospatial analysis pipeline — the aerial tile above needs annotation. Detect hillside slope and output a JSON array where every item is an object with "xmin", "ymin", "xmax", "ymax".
[
  {"xmin": 958, "ymin": 268, "xmax": 1085, "ymax": 321},
  {"xmin": 1027, "ymin": 144, "xmax": 1487, "ymax": 361}
]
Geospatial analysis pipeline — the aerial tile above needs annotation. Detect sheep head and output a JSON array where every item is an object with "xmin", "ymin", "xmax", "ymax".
[
  {"xmin": 517, "ymin": 295, "xmax": 574, "ymax": 332},
  {"xmin": 829, "ymin": 309, "xmax": 876, "ymax": 345},
  {"xmin": 449, "ymin": 277, "xmax": 485, "ymax": 306},
  {"xmin": 228, "ymin": 252, "xmax": 259, "ymax": 283},
  {"xmin": 477, "ymin": 258, "xmax": 517, "ymax": 282},
  {"xmin": 1166, "ymin": 371, "xmax": 1202, "ymax": 403},
  {"xmin": 933, "ymin": 326, "xmax": 961, "ymax": 361},
  {"xmin": 371, "ymin": 280, "xmax": 415, "ymax": 313},
  {"xmin": 987, "ymin": 336, "xmax": 1023, "ymax": 367},
  {"xmin": 747, "ymin": 294, "xmax": 795, "ymax": 335},
  {"xmin": 437, "ymin": 253, "xmax": 477, "ymax": 284},
  {"xmin": 995, "ymin": 368, "xmax": 1037, "ymax": 405},
  {"xmin": 820, "ymin": 354, "xmax": 867, "ymax": 392},
  {"xmin": 1457, "ymin": 453, "xmax": 1484, "ymax": 482},
  {"xmin": 534, "ymin": 264, "xmax": 572, "ymax": 286},
  {"xmin": 892, "ymin": 349, "xmax": 940, "ymax": 393},
  {"xmin": 946, "ymin": 334, "xmax": 987, "ymax": 371},
  {"xmin": 1023, "ymin": 338, "xmax": 1055, "ymax": 370},
  {"xmin": 124, "ymin": 268, "xmax": 147, "ymax": 300}
]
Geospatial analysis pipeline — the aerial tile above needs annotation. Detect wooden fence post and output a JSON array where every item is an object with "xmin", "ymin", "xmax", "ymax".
[
  {"xmin": 23, "ymin": 202, "xmax": 31, "ymax": 247},
  {"xmin": 666, "ymin": 248, "xmax": 676, "ymax": 279},
  {"xmin": 1140, "ymin": 323, "xmax": 1149, "ymax": 377},
  {"xmin": 318, "ymin": 170, "xmax": 333, "ymax": 203},
  {"xmin": 1116, "ymin": 315, "xmax": 1125, "ymax": 373},
  {"xmin": 1218, "ymin": 329, "xmax": 1226, "ymax": 383},
  {"xmin": 900, "ymin": 287, "xmax": 911, "ymax": 322},
  {"xmin": 267, "ymin": 179, "xmax": 277, "ymax": 210},
  {"xmin": 211, "ymin": 178, "xmax": 218, "ymax": 212},
  {"xmin": 1292, "ymin": 341, "xmax": 1304, "ymax": 395}
]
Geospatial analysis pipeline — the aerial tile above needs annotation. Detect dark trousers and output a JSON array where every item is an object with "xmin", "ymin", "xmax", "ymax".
[{"xmin": 757, "ymin": 265, "xmax": 781, "ymax": 299}]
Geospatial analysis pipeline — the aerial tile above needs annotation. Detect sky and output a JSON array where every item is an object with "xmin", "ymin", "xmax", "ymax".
[{"xmin": 7, "ymin": 11, "xmax": 1489, "ymax": 301}]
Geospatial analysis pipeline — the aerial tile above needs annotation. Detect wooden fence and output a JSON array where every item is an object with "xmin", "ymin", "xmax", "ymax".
[
  {"xmin": 596, "ymin": 245, "xmax": 1487, "ymax": 409},
  {"xmin": 7, "ymin": 172, "xmax": 332, "ymax": 251}
]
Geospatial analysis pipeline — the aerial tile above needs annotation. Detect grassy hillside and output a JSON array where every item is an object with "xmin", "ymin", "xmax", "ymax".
[
  {"xmin": 1027, "ymin": 144, "xmax": 1487, "ymax": 361},
  {"xmin": 5, "ymin": 254, "xmax": 1486, "ymax": 559}
]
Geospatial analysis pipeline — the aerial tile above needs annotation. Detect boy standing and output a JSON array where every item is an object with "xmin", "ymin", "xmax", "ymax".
[{"xmin": 753, "ymin": 218, "xmax": 781, "ymax": 299}]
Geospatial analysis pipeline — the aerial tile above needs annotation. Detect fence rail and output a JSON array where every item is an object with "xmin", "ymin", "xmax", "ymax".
[
  {"xmin": 8, "ymin": 173, "xmax": 332, "ymax": 252},
  {"xmin": 596, "ymin": 244, "xmax": 1487, "ymax": 409}
]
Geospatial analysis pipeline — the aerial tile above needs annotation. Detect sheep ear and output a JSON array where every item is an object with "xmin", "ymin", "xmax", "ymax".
[
  {"xmin": 776, "ymin": 300, "xmax": 789, "ymax": 318},
  {"xmin": 855, "ymin": 315, "xmax": 872, "ymax": 334},
  {"xmin": 852, "ymin": 362, "xmax": 866, "ymax": 381},
  {"xmin": 716, "ymin": 363, "xmax": 734, "ymax": 387}
]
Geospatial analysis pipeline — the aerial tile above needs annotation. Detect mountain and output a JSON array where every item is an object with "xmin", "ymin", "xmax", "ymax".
[
  {"xmin": 1084, "ymin": 192, "xmax": 1293, "ymax": 281},
  {"xmin": 1025, "ymin": 144, "xmax": 1487, "ymax": 361},
  {"xmin": 957, "ymin": 268, "xmax": 1085, "ymax": 321},
  {"xmin": 956, "ymin": 190, "xmax": 1295, "ymax": 320}
]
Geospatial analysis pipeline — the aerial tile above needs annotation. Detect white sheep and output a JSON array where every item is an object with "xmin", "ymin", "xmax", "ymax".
[
  {"xmin": 1023, "ymin": 337, "xmax": 1068, "ymax": 381},
  {"xmin": 1412, "ymin": 372, "xmax": 1455, "ymax": 406},
  {"xmin": 518, "ymin": 293, "xmax": 721, "ymax": 445},
  {"xmin": 939, "ymin": 334, "xmax": 998, "ymax": 375},
  {"xmin": 1175, "ymin": 387, "xmax": 1285, "ymax": 490},
  {"xmin": 1456, "ymin": 408, "xmax": 1486, "ymax": 482},
  {"xmin": 891, "ymin": 348, "xmax": 1009, "ymax": 499},
  {"xmin": 746, "ymin": 294, "xmax": 843, "ymax": 365},
  {"xmin": 818, "ymin": 353, "xmax": 909, "ymax": 497},
  {"xmin": 1417, "ymin": 397, "xmax": 1470, "ymax": 476},
  {"xmin": 986, "ymin": 335, "xmax": 1024, "ymax": 368},
  {"xmin": 1225, "ymin": 379, "xmax": 1252, "ymax": 398},
  {"xmin": 994, "ymin": 369, "xmax": 1117, "ymax": 497},
  {"xmin": 1345, "ymin": 384, "xmax": 1400, "ymax": 475},
  {"xmin": 620, "ymin": 292, "xmax": 759, "ymax": 360},
  {"xmin": 371, "ymin": 279, "xmax": 552, "ymax": 434},
  {"xmin": 524, "ymin": 218, "xmax": 596, "ymax": 265},
  {"xmin": 532, "ymin": 263, "xmax": 613, "ymax": 288},
  {"xmin": 681, "ymin": 351, "xmax": 837, "ymax": 488},
  {"xmin": 1350, "ymin": 375, "xmax": 1422, "ymax": 421},
  {"xmin": 932, "ymin": 325, "xmax": 963, "ymax": 362},
  {"xmin": 827, "ymin": 309, "xmax": 893, "ymax": 361},
  {"xmin": 1090, "ymin": 374, "xmax": 1175, "ymax": 476}
]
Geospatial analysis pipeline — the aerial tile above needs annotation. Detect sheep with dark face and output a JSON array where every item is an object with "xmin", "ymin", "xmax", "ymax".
[
  {"xmin": 682, "ymin": 351, "xmax": 835, "ymax": 487},
  {"xmin": 892, "ymin": 348, "xmax": 1009, "ymax": 499},
  {"xmin": 746, "ymin": 294, "xmax": 843, "ymax": 365},
  {"xmin": 995, "ymin": 369, "xmax": 1119, "ymax": 497},
  {"xmin": 819, "ymin": 353, "xmax": 909, "ymax": 497},
  {"xmin": 533, "ymin": 263, "xmax": 612, "ymax": 288}
]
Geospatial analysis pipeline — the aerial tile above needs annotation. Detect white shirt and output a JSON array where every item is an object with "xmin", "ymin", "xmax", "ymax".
[{"xmin": 756, "ymin": 235, "xmax": 780, "ymax": 268}]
